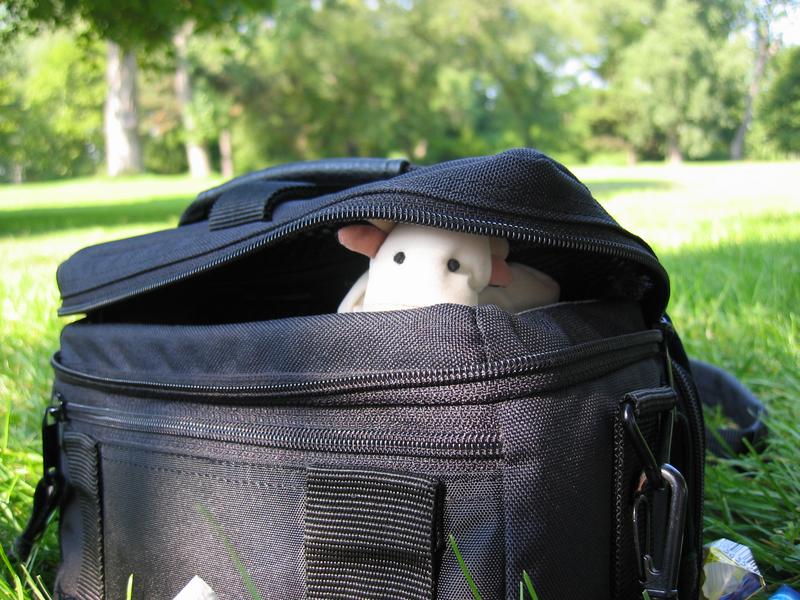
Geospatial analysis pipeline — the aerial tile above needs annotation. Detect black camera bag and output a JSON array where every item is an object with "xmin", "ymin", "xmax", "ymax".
[{"xmin": 18, "ymin": 149, "xmax": 765, "ymax": 599}]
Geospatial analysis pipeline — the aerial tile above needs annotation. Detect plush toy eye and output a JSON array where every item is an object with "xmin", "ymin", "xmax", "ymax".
[
  {"xmin": 447, "ymin": 258, "xmax": 460, "ymax": 272},
  {"xmin": 393, "ymin": 251, "xmax": 406, "ymax": 264}
]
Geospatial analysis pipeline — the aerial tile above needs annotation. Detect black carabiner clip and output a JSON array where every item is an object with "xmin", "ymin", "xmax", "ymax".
[{"xmin": 633, "ymin": 463, "xmax": 688, "ymax": 599}]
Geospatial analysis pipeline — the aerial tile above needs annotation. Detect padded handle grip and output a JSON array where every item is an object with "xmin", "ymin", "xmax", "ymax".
[{"xmin": 180, "ymin": 158, "xmax": 411, "ymax": 226}]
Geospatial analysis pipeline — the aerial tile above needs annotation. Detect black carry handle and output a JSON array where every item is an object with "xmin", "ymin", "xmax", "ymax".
[
  {"xmin": 180, "ymin": 157, "xmax": 411, "ymax": 226},
  {"xmin": 690, "ymin": 359, "xmax": 768, "ymax": 457}
]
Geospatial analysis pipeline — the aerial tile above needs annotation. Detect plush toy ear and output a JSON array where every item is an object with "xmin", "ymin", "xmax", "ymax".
[
  {"xmin": 489, "ymin": 255, "xmax": 513, "ymax": 287},
  {"xmin": 337, "ymin": 224, "xmax": 389, "ymax": 259},
  {"xmin": 489, "ymin": 238, "xmax": 512, "ymax": 287}
]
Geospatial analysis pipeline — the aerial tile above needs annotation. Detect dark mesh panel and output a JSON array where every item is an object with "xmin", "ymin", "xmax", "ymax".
[{"xmin": 100, "ymin": 445, "xmax": 306, "ymax": 600}]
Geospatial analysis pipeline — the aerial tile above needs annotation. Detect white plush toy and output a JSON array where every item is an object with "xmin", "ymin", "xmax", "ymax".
[{"xmin": 337, "ymin": 220, "xmax": 560, "ymax": 313}]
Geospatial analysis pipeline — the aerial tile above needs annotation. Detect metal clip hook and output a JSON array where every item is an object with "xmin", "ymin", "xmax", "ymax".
[
  {"xmin": 633, "ymin": 463, "xmax": 687, "ymax": 599},
  {"xmin": 620, "ymin": 401, "xmax": 664, "ymax": 489}
]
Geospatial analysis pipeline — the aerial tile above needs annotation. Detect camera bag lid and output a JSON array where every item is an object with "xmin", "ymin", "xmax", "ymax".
[{"xmin": 56, "ymin": 148, "xmax": 670, "ymax": 321}]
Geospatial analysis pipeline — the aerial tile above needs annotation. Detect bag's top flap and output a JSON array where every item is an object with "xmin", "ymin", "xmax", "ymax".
[{"xmin": 56, "ymin": 148, "xmax": 669, "ymax": 321}]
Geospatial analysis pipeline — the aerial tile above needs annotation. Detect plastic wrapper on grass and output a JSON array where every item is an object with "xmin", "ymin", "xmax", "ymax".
[{"xmin": 702, "ymin": 538, "xmax": 765, "ymax": 600}]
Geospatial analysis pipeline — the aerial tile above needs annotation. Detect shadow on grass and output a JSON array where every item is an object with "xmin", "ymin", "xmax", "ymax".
[
  {"xmin": 0, "ymin": 196, "xmax": 191, "ymax": 238},
  {"xmin": 583, "ymin": 179, "xmax": 674, "ymax": 200}
]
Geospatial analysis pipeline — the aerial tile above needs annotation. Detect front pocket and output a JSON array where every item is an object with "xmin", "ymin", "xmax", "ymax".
[
  {"xmin": 98, "ymin": 443, "xmax": 308, "ymax": 600},
  {"xmin": 60, "ymin": 398, "xmax": 504, "ymax": 600},
  {"xmin": 56, "ymin": 432, "xmax": 104, "ymax": 600}
]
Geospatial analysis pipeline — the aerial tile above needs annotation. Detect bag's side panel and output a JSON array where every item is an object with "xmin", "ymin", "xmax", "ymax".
[{"xmin": 500, "ymin": 356, "xmax": 664, "ymax": 600}]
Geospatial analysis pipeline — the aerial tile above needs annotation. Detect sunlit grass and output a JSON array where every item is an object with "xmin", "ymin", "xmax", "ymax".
[{"xmin": 0, "ymin": 162, "xmax": 798, "ymax": 598}]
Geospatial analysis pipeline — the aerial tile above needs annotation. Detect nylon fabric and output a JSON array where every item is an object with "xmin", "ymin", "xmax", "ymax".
[
  {"xmin": 57, "ymin": 300, "xmax": 646, "ymax": 384},
  {"xmin": 305, "ymin": 467, "xmax": 441, "ymax": 600},
  {"xmin": 43, "ymin": 151, "xmax": 713, "ymax": 600}
]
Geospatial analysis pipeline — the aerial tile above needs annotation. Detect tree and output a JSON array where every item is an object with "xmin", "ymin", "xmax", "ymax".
[
  {"xmin": 210, "ymin": 0, "xmax": 587, "ymax": 171},
  {"xmin": 759, "ymin": 45, "xmax": 800, "ymax": 154},
  {"xmin": 595, "ymin": 0, "xmax": 751, "ymax": 161},
  {"xmin": 0, "ymin": 32, "xmax": 104, "ymax": 182},
  {"xmin": 729, "ymin": 0, "xmax": 796, "ymax": 159},
  {"xmin": 2, "ymin": 0, "xmax": 272, "ymax": 177}
]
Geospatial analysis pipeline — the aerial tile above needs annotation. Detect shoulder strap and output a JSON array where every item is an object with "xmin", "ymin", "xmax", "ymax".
[{"xmin": 689, "ymin": 359, "xmax": 768, "ymax": 457}]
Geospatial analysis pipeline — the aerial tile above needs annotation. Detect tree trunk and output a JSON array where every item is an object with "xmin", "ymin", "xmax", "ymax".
[
  {"xmin": 174, "ymin": 21, "xmax": 211, "ymax": 179},
  {"xmin": 667, "ymin": 131, "xmax": 683, "ymax": 164},
  {"xmin": 219, "ymin": 128, "xmax": 234, "ymax": 179},
  {"xmin": 730, "ymin": 22, "xmax": 770, "ymax": 160},
  {"xmin": 625, "ymin": 146, "xmax": 637, "ymax": 166},
  {"xmin": 11, "ymin": 163, "xmax": 24, "ymax": 184},
  {"xmin": 104, "ymin": 42, "xmax": 143, "ymax": 176}
]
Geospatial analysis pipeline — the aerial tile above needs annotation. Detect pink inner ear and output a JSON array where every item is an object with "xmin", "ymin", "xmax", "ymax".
[
  {"xmin": 490, "ymin": 255, "xmax": 513, "ymax": 287},
  {"xmin": 337, "ymin": 224, "xmax": 388, "ymax": 259}
]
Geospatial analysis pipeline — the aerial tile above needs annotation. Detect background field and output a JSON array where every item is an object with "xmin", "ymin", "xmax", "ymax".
[{"xmin": 0, "ymin": 162, "xmax": 798, "ymax": 598}]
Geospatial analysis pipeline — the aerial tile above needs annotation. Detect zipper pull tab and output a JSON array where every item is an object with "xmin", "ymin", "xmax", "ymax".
[{"xmin": 13, "ymin": 397, "xmax": 65, "ymax": 562}]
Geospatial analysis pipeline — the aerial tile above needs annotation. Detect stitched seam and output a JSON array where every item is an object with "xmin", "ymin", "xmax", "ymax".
[{"xmin": 103, "ymin": 456, "xmax": 296, "ymax": 490}]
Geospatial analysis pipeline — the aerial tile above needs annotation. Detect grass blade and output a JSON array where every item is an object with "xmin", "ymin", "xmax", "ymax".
[
  {"xmin": 196, "ymin": 504, "xmax": 263, "ymax": 600},
  {"xmin": 448, "ymin": 534, "xmax": 481, "ymax": 600},
  {"xmin": 126, "ymin": 574, "xmax": 133, "ymax": 600},
  {"xmin": 0, "ymin": 543, "xmax": 24, "ymax": 600},
  {"xmin": 521, "ymin": 570, "xmax": 539, "ymax": 600}
]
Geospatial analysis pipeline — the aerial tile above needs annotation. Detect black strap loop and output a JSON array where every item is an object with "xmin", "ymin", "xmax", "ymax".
[
  {"xmin": 207, "ymin": 180, "xmax": 314, "ymax": 231},
  {"xmin": 180, "ymin": 157, "xmax": 411, "ymax": 226},
  {"xmin": 14, "ymin": 402, "xmax": 64, "ymax": 562},
  {"xmin": 305, "ymin": 466, "xmax": 443, "ymax": 600}
]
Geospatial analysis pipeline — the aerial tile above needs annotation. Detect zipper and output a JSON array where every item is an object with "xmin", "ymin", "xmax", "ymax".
[
  {"xmin": 52, "ymin": 329, "xmax": 663, "ymax": 397},
  {"xmin": 59, "ymin": 201, "xmax": 668, "ymax": 315},
  {"xmin": 63, "ymin": 402, "xmax": 502, "ymax": 459}
]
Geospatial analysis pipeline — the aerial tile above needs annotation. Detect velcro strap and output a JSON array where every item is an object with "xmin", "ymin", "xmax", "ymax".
[
  {"xmin": 208, "ymin": 180, "xmax": 313, "ymax": 231},
  {"xmin": 305, "ymin": 466, "xmax": 443, "ymax": 600}
]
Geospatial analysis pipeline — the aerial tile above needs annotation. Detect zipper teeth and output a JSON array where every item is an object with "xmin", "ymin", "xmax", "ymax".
[
  {"xmin": 60, "ymin": 203, "xmax": 665, "ymax": 315},
  {"xmin": 65, "ymin": 404, "xmax": 503, "ymax": 459},
  {"xmin": 52, "ymin": 330, "xmax": 663, "ymax": 395}
]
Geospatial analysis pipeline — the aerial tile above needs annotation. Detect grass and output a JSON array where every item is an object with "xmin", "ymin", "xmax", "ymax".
[{"xmin": 0, "ymin": 162, "xmax": 798, "ymax": 598}]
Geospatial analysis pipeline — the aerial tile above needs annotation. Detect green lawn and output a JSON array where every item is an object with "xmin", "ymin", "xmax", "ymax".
[{"xmin": 1, "ymin": 163, "xmax": 798, "ymax": 598}]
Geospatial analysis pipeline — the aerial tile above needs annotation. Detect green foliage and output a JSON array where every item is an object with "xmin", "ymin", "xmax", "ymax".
[
  {"xmin": 0, "ymin": 32, "xmax": 105, "ymax": 182},
  {"xmin": 2, "ymin": 0, "xmax": 271, "ymax": 49},
  {"xmin": 595, "ymin": 0, "xmax": 750, "ymax": 160},
  {"xmin": 1, "ymin": 0, "xmax": 798, "ymax": 176},
  {"xmin": 759, "ymin": 46, "xmax": 800, "ymax": 154},
  {"xmin": 207, "ymin": 0, "xmax": 591, "ymax": 170}
]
